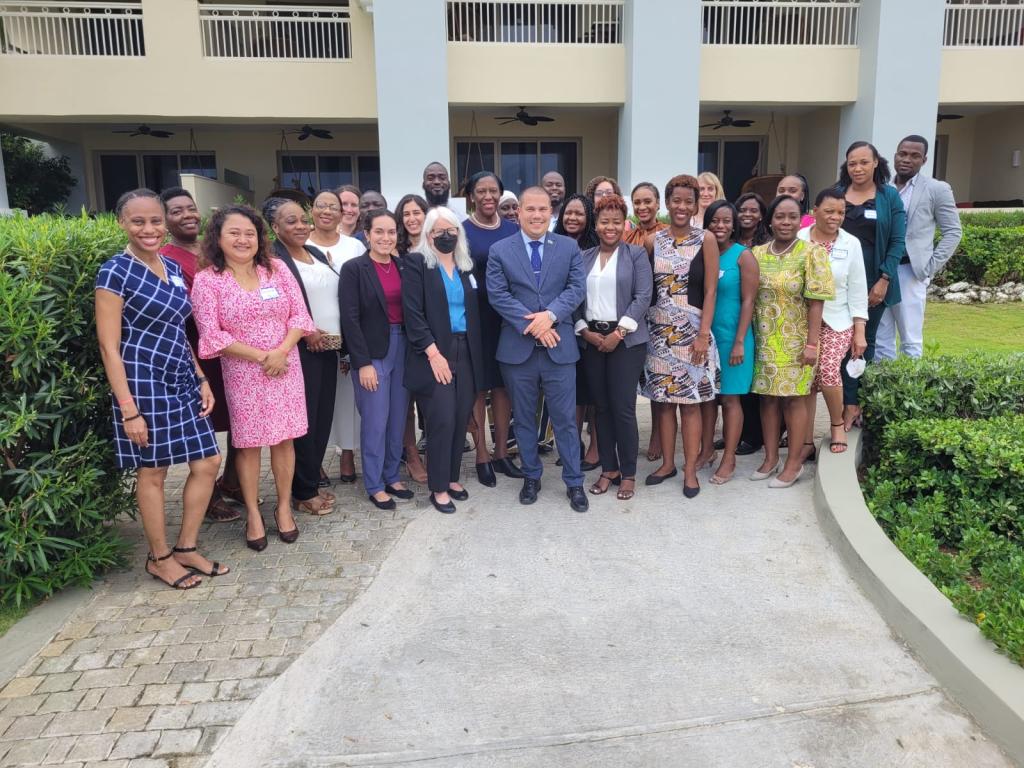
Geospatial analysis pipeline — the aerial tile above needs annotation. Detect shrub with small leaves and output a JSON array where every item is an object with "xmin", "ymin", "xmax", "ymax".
[{"xmin": 1, "ymin": 212, "xmax": 133, "ymax": 606}]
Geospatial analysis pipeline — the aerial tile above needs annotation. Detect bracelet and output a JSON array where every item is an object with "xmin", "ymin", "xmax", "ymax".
[
  {"xmin": 878, "ymin": 274, "xmax": 891, "ymax": 282},
  {"xmin": 123, "ymin": 413, "xmax": 143, "ymax": 422}
]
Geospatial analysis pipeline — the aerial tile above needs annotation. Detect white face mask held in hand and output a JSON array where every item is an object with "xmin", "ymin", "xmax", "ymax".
[{"xmin": 846, "ymin": 358, "xmax": 867, "ymax": 379}]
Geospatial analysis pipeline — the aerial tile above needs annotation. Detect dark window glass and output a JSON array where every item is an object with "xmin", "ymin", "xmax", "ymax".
[
  {"xmin": 721, "ymin": 141, "xmax": 761, "ymax": 201},
  {"xmin": 456, "ymin": 141, "xmax": 495, "ymax": 194},
  {"xmin": 280, "ymin": 154, "xmax": 317, "ymax": 195},
  {"xmin": 180, "ymin": 154, "xmax": 217, "ymax": 180},
  {"xmin": 141, "ymin": 155, "xmax": 179, "ymax": 193},
  {"xmin": 100, "ymin": 155, "xmax": 139, "ymax": 212},
  {"xmin": 319, "ymin": 155, "xmax": 354, "ymax": 191},
  {"xmin": 356, "ymin": 156, "xmax": 380, "ymax": 193},
  {"xmin": 698, "ymin": 141, "xmax": 719, "ymax": 175},
  {"xmin": 540, "ymin": 141, "xmax": 577, "ymax": 195},
  {"xmin": 500, "ymin": 142, "xmax": 538, "ymax": 196}
]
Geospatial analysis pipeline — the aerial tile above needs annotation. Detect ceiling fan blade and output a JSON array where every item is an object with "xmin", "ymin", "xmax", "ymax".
[
  {"xmin": 496, "ymin": 119, "xmax": 518, "ymax": 125},
  {"xmin": 522, "ymin": 118, "xmax": 538, "ymax": 126},
  {"xmin": 298, "ymin": 134, "xmax": 310, "ymax": 141},
  {"xmin": 731, "ymin": 120, "xmax": 754, "ymax": 127},
  {"xmin": 112, "ymin": 129, "xmax": 134, "ymax": 134},
  {"xmin": 494, "ymin": 116, "xmax": 515, "ymax": 121},
  {"xmin": 713, "ymin": 124, "xmax": 724, "ymax": 130},
  {"xmin": 937, "ymin": 113, "xmax": 964, "ymax": 122},
  {"xmin": 532, "ymin": 116, "xmax": 554, "ymax": 122},
  {"xmin": 312, "ymin": 130, "xmax": 333, "ymax": 139},
  {"xmin": 699, "ymin": 122, "xmax": 721, "ymax": 128},
  {"xmin": 130, "ymin": 132, "xmax": 142, "ymax": 137},
  {"xmin": 150, "ymin": 130, "xmax": 174, "ymax": 138}
]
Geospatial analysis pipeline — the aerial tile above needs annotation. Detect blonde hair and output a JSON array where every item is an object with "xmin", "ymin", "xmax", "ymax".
[
  {"xmin": 419, "ymin": 206, "xmax": 473, "ymax": 273},
  {"xmin": 697, "ymin": 172, "xmax": 725, "ymax": 205}
]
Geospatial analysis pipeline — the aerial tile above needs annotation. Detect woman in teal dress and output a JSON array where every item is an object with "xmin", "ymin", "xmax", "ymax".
[{"xmin": 704, "ymin": 201, "xmax": 758, "ymax": 484}]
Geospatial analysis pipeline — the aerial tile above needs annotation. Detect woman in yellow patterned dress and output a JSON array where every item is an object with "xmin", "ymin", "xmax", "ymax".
[{"xmin": 750, "ymin": 195, "xmax": 834, "ymax": 488}]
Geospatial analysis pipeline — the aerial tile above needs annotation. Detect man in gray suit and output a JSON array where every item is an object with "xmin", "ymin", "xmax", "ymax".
[
  {"xmin": 486, "ymin": 186, "xmax": 588, "ymax": 512},
  {"xmin": 877, "ymin": 135, "xmax": 962, "ymax": 359}
]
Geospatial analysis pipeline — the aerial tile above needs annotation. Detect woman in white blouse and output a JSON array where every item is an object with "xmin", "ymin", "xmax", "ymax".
[
  {"xmin": 306, "ymin": 190, "xmax": 365, "ymax": 485},
  {"xmin": 797, "ymin": 187, "xmax": 868, "ymax": 455},
  {"xmin": 266, "ymin": 197, "xmax": 340, "ymax": 515},
  {"xmin": 573, "ymin": 194, "xmax": 653, "ymax": 501}
]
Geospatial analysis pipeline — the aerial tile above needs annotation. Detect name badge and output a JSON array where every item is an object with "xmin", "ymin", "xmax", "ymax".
[
  {"xmin": 259, "ymin": 286, "xmax": 280, "ymax": 301},
  {"xmin": 864, "ymin": 210, "xmax": 878, "ymax": 220},
  {"xmin": 170, "ymin": 275, "xmax": 186, "ymax": 288},
  {"xmin": 468, "ymin": 274, "xmax": 478, "ymax": 290},
  {"xmin": 831, "ymin": 248, "xmax": 849, "ymax": 261}
]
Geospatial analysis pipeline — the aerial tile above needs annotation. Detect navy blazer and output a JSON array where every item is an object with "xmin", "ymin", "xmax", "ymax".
[
  {"xmin": 574, "ymin": 242, "xmax": 653, "ymax": 349},
  {"xmin": 273, "ymin": 240, "xmax": 333, "ymax": 354},
  {"xmin": 339, "ymin": 253, "xmax": 405, "ymax": 369},
  {"xmin": 485, "ymin": 231, "xmax": 586, "ymax": 365},
  {"xmin": 401, "ymin": 252, "xmax": 485, "ymax": 396}
]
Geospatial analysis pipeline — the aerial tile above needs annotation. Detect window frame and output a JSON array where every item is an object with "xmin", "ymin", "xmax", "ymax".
[
  {"xmin": 452, "ymin": 136, "xmax": 582, "ymax": 195},
  {"xmin": 275, "ymin": 150, "xmax": 381, "ymax": 194},
  {"xmin": 94, "ymin": 150, "xmax": 217, "ymax": 211}
]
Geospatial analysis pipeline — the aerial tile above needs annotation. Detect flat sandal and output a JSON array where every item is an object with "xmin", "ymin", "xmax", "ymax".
[
  {"xmin": 145, "ymin": 551, "xmax": 200, "ymax": 590},
  {"xmin": 172, "ymin": 546, "xmax": 229, "ymax": 577},
  {"xmin": 616, "ymin": 477, "xmax": 636, "ymax": 500}
]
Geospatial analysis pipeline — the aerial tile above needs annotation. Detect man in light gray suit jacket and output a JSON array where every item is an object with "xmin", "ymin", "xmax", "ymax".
[{"xmin": 877, "ymin": 135, "xmax": 962, "ymax": 359}]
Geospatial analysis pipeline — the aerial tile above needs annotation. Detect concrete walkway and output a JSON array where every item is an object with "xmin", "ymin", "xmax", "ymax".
[{"xmin": 205, "ymin": 448, "xmax": 1012, "ymax": 768}]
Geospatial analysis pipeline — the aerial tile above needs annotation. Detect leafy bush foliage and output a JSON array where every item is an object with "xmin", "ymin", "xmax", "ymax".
[
  {"xmin": 864, "ymin": 415, "xmax": 1024, "ymax": 665},
  {"xmin": 1, "ymin": 134, "xmax": 77, "ymax": 216},
  {"xmin": 0, "ymin": 212, "xmax": 132, "ymax": 606},
  {"xmin": 958, "ymin": 210, "xmax": 1024, "ymax": 229},
  {"xmin": 940, "ymin": 225, "xmax": 1024, "ymax": 287}
]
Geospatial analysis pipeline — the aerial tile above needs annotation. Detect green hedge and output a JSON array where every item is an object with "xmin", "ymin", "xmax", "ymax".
[
  {"xmin": 859, "ymin": 352, "xmax": 1024, "ymax": 459},
  {"xmin": 941, "ymin": 225, "xmax": 1024, "ymax": 287},
  {"xmin": 0, "ymin": 212, "xmax": 132, "ymax": 606},
  {"xmin": 864, "ymin": 415, "xmax": 1024, "ymax": 665},
  {"xmin": 958, "ymin": 210, "xmax": 1024, "ymax": 228}
]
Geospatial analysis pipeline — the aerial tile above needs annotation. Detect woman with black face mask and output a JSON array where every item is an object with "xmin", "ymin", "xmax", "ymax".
[{"xmin": 401, "ymin": 207, "xmax": 485, "ymax": 514}]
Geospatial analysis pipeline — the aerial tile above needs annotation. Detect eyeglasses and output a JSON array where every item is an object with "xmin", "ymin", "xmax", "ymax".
[
  {"xmin": 431, "ymin": 228, "xmax": 459, "ymax": 238},
  {"xmin": 313, "ymin": 202, "xmax": 341, "ymax": 212}
]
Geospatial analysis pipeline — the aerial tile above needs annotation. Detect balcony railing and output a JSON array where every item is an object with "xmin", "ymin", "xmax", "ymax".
[
  {"xmin": 0, "ymin": 0, "xmax": 143, "ymax": 56},
  {"xmin": 944, "ymin": 1, "xmax": 1024, "ymax": 48},
  {"xmin": 199, "ymin": 3, "xmax": 352, "ymax": 60},
  {"xmin": 446, "ymin": 1, "xmax": 623, "ymax": 44},
  {"xmin": 702, "ymin": 0, "xmax": 860, "ymax": 46}
]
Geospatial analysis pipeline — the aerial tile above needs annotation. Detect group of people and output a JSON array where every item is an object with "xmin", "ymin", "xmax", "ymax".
[{"xmin": 96, "ymin": 137, "xmax": 961, "ymax": 590}]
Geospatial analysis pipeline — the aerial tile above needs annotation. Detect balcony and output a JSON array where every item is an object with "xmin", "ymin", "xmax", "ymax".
[
  {"xmin": 199, "ymin": 3, "xmax": 352, "ymax": 60},
  {"xmin": 702, "ymin": 0, "xmax": 860, "ymax": 46},
  {"xmin": 445, "ymin": 1, "xmax": 623, "ymax": 44},
  {"xmin": 0, "ymin": 0, "xmax": 144, "ymax": 56},
  {"xmin": 941, "ymin": 1, "xmax": 1024, "ymax": 103}
]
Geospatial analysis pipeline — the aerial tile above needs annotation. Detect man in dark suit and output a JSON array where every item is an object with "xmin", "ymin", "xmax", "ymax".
[{"xmin": 486, "ymin": 187, "xmax": 588, "ymax": 512}]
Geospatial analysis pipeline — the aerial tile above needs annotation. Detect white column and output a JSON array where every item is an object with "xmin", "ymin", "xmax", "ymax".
[
  {"xmin": 370, "ymin": 0, "xmax": 450, "ymax": 207},
  {"xmin": 618, "ymin": 0, "xmax": 702, "ymax": 191},
  {"xmin": 0, "ymin": 144, "xmax": 10, "ymax": 212},
  {"xmin": 838, "ymin": 0, "xmax": 945, "ymax": 176}
]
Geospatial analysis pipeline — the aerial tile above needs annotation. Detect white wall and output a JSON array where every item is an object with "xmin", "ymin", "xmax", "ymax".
[{"xmin": 970, "ymin": 107, "xmax": 1024, "ymax": 203}]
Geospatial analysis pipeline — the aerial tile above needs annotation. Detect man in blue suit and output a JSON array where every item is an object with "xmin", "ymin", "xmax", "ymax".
[{"xmin": 486, "ymin": 186, "xmax": 589, "ymax": 512}]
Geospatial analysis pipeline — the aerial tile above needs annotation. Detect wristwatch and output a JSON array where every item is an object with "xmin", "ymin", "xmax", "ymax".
[{"xmin": 615, "ymin": 327, "xmax": 627, "ymax": 339}]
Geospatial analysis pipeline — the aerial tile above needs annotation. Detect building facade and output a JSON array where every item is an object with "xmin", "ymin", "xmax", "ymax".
[{"xmin": 1, "ymin": 0, "xmax": 1022, "ymax": 212}]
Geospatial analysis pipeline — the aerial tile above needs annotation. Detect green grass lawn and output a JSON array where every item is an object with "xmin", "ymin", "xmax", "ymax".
[
  {"xmin": 924, "ymin": 301, "xmax": 1024, "ymax": 355},
  {"xmin": 0, "ymin": 600, "xmax": 36, "ymax": 638}
]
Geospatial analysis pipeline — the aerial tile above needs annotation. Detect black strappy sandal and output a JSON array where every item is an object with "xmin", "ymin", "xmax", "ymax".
[
  {"xmin": 146, "ymin": 551, "xmax": 201, "ymax": 590},
  {"xmin": 802, "ymin": 441, "xmax": 817, "ymax": 463},
  {"xmin": 588, "ymin": 473, "xmax": 621, "ymax": 495},
  {"xmin": 829, "ymin": 422, "xmax": 849, "ymax": 454},
  {"xmin": 172, "ymin": 546, "xmax": 229, "ymax": 577}
]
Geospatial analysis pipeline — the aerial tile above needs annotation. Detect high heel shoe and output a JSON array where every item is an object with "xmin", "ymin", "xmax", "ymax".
[
  {"xmin": 768, "ymin": 465, "xmax": 804, "ymax": 489},
  {"xmin": 273, "ymin": 508, "xmax": 299, "ymax": 544},
  {"xmin": 245, "ymin": 516, "xmax": 268, "ymax": 552},
  {"xmin": 749, "ymin": 460, "xmax": 782, "ymax": 481}
]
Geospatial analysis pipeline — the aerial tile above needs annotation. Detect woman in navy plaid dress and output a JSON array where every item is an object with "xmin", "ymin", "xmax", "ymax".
[{"xmin": 95, "ymin": 189, "xmax": 228, "ymax": 590}]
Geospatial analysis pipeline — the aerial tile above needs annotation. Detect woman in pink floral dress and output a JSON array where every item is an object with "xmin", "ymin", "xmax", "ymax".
[{"xmin": 192, "ymin": 206, "xmax": 315, "ymax": 552}]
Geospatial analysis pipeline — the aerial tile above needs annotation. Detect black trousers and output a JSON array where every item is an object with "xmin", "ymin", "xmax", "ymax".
[
  {"xmin": 842, "ymin": 303, "xmax": 885, "ymax": 406},
  {"xmin": 739, "ymin": 393, "xmax": 763, "ymax": 448},
  {"xmin": 292, "ymin": 346, "xmax": 338, "ymax": 500},
  {"xmin": 420, "ymin": 335, "xmax": 476, "ymax": 493},
  {"xmin": 581, "ymin": 339, "xmax": 646, "ymax": 477}
]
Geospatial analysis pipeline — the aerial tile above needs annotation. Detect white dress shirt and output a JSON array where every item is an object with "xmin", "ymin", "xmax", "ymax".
[
  {"xmin": 797, "ymin": 226, "xmax": 868, "ymax": 332},
  {"xmin": 294, "ymin": 257, "xmax": 341, "ymax": 334},
  {"xmin": 573, "ymin": 248, "xmax": 639, "ymax": 334}
]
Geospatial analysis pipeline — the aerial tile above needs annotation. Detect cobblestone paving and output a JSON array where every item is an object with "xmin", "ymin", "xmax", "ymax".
[{"xmin": 0, "ymin": 450, "xmax": 418, "ymax": 767}]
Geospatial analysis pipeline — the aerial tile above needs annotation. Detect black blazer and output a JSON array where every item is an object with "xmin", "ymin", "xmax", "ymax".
[
  {"xmin": 273, "ymin": 240, "xmax": 333, "ymax": 354},
  {"xmin": 339, "ymin": 253, "xmax": 405, "ymax": 369},
  {"xmin": 401, "ymin": 252, "xmax": 485, "ymax": 397}
]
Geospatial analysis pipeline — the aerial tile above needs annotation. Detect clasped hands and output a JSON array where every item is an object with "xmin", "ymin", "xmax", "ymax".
[
  {"xmin": 523, "ymin": 311, "xmax": 560, "ymax": 348},
  {"xmin": 259, "ymin": 347, "xmax": 289, "ymax": 377}
]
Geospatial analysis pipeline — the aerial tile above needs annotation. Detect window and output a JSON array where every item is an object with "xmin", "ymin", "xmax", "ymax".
[
  {"xmin": 455, "ymin": 139, "xmax": 579, "ymax": 196},
  {"xmin": 278, "ymin": 153, "xmax": 379, "ymax": 196},
  {"xmin": 697, "ymin": 138, "xmax": 763, "ymax": 201},
  {"xmin": 98, "ymin": 152, "xmax": 216, "ymax": 211},
  {"xmin": 933, "ymin": 135, "xmax": 949, "ymax": 181}
]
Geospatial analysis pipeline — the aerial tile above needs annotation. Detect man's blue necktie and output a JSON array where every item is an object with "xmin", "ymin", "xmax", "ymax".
[{"xmin": 529, "ymin": 240, "xmax": 542, "ymax": 286}]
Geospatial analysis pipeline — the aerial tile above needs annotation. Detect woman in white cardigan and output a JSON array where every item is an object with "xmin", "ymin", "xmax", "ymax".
[{"xmin": 797, "ymin": 187, "xmax": 868, "ymax": 455}]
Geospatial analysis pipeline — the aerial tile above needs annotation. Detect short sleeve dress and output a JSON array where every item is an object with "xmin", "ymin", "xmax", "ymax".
[
  {"xmin": 751, "ymin": 240, "xmax": 835, "ymax": 397},
  {"xmin": 191, "ymin": 263, "xmax": 316, "ymax": 449},
  {"xmin": 641, "ymin": 228, "xmax": 720, "ymax": 404},
  {"xmin": 95, "ymin": 253, "xmax": 220, "ymax": 469}
]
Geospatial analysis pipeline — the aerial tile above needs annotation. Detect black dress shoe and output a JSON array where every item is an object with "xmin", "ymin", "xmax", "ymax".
[
  {"xmin": 683, "ymin": 483, "xmax": 701, "ymax": 499},
  {"xmin": 368, "ymin": 494, "xmax": 396, "ymax": 511},
  {"xmin": 566, "ymin": 485, "xmax": 589, "ymax": 513},
  {"xmin": 430, "ymin": 493, "xmax": 456, "ymax": 514},
  {"xmin": 580, "ymin": 459, "xmax": 600, "ymax": 472},
  {"xmin": 385, "ymin": 484, "xmax": 414, "ymax": 500},
  {"xmin": 476, "ymin": 461, "xmax": 497, "ymax": 488},
  {"xmin": 491, "ymin": 457, "xmax": 525, "ymax": 479},
  {"xmin": 338, "ymin": 472, "xmax": 357, "ymax": 484},
  {"xmin": 448, "ymin": 487, "xmax": 469, "ymax": 501},
  {"xmin": 644, "ymin": 468, "xmax": 678, "ymax": 486},
  {"xmin": 519, "ymin": 478, "xmax": 541, "ymax": 505},
  {"xmin": 735, "ymin": 440, "xmax": 761, "ymax": 456},
  {"xmin": 713, "ymin": 438, "xmax": 726, "ymax": 451}
]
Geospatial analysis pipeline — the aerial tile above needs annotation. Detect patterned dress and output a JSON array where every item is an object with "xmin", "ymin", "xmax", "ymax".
[
  {"xmin": 95, "ymin": 253, "xmax": 220, "ymax": 469},
  {"xmin": 751, "ymin": 240, "xmax": 835, "ymax": 396},
  {"xmin": 641, "ymin": 228, "xmax": 720, "ymax": 404},
  {"xmin": 192, "ymin": 263, "xmax": 316, "ymax": 449}
]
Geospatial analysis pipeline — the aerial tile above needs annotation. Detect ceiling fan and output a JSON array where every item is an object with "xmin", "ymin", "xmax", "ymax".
[
  {"xmin": 112, "ymin": 124, "xmax": 174, "ymax": 138},
  {"xmin": 700, "ymin": 110, "xmax": 755, "ymax": 130},
  {"xmin": 288, "ymin": 124, "xmax": 334, "ymax": 141},
  {"xmin": 937, "ymin": 113, "xmax": 964, "ymax": 122},
  {"xmin": 494, "ymin": 107, "xmax": 554, "ymax": 127}
]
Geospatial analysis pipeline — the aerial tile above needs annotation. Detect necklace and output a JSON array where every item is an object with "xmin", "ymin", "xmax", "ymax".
[
  {"xmin": 126, "ymin": 246, "xmax": 167, "ymax": 282},
  {"xmin": 372, "ymin": 257, "xmax": 393, "ymax": 274},
  {"xmin": 469, "ymin": 212, "xmax": 500, "ymax": 230},
  {"xmin": 809, "ymin": 227, "xmax": 837, "ymax": 247},
  {"xmin": 768, "ymin": 239, "xmax": 797, "ymax": 257}
]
